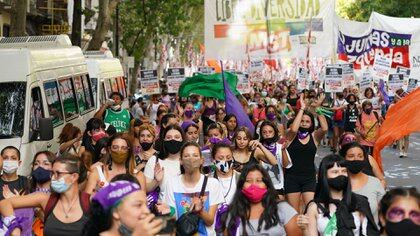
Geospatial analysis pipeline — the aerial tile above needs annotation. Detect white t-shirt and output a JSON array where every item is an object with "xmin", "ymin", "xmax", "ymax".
[
  {"xmin": 148, "ymin": 102, "xmax": 163, "ymax": 124},
  {"xmin": 218, "ymin": 174, "xmax": 237, "ymax": 204},
  {"xmin": 163, "ymin": 175, "xmax": 224, "ymax": 236},
  {"xmin": 144, "ymin": 155, "xmax": 181, "ymax": 199},
  {"xmin": 233, "ymin": 201, "xmax": 297, "ymax": 236},
  {"xmin": 334, "ymin": 98, "xmax": 348, "ymax": 107},
  {"xmin": 261, "ymin": 143, "xmax": 292, "ymax": 190}
]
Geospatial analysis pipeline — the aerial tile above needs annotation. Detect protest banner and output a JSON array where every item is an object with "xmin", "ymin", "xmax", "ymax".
[
  {"xmin": 205, "ymin": 0, "xmax": 335, "ymax": 60},
  {"xmin": 396, "ymin": 66, "xmax": 411, "ymax": 90},
  {"xmin": 236, "ymin": 72, "xmax": 251, "ymax": 94},
  {"xmin": 198, "ymin": 66, "xmax": 215, "ymax": 75},
  {"xmin": 140, "ymin": 70, "xmax": 159, "ymax": 95},
  {"xmin": 167, "ymin": 68, "xmax": 185, "ymax": 94},
  {"xmin": 407, "ymin": 78, "xmax": 418, "ymax": 92},
  {"xmin": 360, "ymin": 69, "xmax": 373, "ymax": 92},
  {"xmin": 249, "ymin": 60, "xmax": 265, "ymax": 73},
  {"xmin": 372, "ymin": 54, "xmax": 392, "ymax": 82},
  {"xmin": 388, "ymin": 74, "xmax": 404, "ymax": 92},
  {"xmin": 325, "ymin": 65, "xmax": 343, "ymax": 93},
  {"xmin": 297, "ymin": 67, "xmax": 309, "ymax": 91},
  {"xmin": 340, "ymin": 63, "xmax": 355, "ymax": 87}
]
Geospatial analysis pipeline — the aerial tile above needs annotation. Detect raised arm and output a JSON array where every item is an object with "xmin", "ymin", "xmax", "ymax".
[{"xmin": 286, "ymin": 94, "xmax": 306, "ymax": 141}]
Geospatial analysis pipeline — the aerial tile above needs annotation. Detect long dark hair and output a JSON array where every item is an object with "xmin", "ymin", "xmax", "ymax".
[
  {"xmin": 258, "ymin": 120, "xmax": 279, "ymax": 143},
  {"xmin": 339, "ymin": 142, "xmax": 368, "ymax": 161},
  {"xmin": 314, "ymin": 154, "xmax": 352, "ymax": 217},
  {"xmin": 227, "ymin": 164, "xmax": 281, "ymax": 234},
  {"xmin": 106, "ymin": 133, "xmax": 135, "ymax": 175},
  {"xmin": 30, "ymin": 151, "xmax": 56, "ymax": 192},
  {"xmin": 223, "ymin": 114, "xmax": 238, "ymax": 132},
  {"xmin": 157, "ymin": 124, "xmax": 185, "ymax": 160}
]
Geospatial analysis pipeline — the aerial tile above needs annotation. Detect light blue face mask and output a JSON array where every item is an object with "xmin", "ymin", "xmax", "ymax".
[{"xmin": 51, "ymin": 178, "xmax": 71, "ymax": 193}]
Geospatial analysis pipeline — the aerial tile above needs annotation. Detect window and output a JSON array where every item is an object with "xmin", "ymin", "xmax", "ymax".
[
  {"xmin": 103, "ymin": 78, "xmax": 112, "ymax": 98},
  {"xmin": 82, "ymin": 75, "xmax": 95, "ymax": 110},
  {"xmin": 110, "ymin": 78, "xmax": 119, "ymax": 93},
  {"xmin": 116, "ymin": 76, "xmax": 127, "ymax": 98},
  {"xmin": 44, "ymin": 81, "xmax": 64, "ymax": 127},
  {"xmin": 29, "ymin": 87, "xmax": 45, "ymax": 141},
  {"xmin": 58, "ymin": 78, "xmax": 78, "ymax": 120},
  {"xmin": 73, "ymin": 76, "xmax": 87, "ymax": 113},
  {"xmin": 0, "ymin": 82, "xmax": 25, "ymax": 137},
  {"xmin": 90, "ymin": 77, "xmax": 98, "ymax": 107}
]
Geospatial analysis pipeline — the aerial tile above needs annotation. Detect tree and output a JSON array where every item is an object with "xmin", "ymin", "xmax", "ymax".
[
  {"xmin": 71, "ymin": 0, "xmax": 82, "ymax": 46},
  {"xmin": 119, "ymin": 0, "xmax": 204, "ymax": 93},
  {"xmin": 338, "ymin": 0, "xmax": 420, "ymax": 22},
  {"xmin": 10, "ymin": 0, "xmax": 28, "ymax": 36},
  {"xmin": 87, "ymin": 0, "xmax": 120, "ymax": 50}
]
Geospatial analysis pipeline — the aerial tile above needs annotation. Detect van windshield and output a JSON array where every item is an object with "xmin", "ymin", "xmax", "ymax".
[{"xmin": 0, "ymin": 82, "xmax": 25, "ymax": 138}]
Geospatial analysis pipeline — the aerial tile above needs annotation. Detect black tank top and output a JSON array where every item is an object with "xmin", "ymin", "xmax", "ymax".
[
  {"xmin": 44, "ymin": 209, "xmax": 89, "ymax": 236},
  {"xmin": 286, "ymin": 134, "xmax": 317, "ymax": 176},
  {"xmin": 287, "ymin": 96, "xmax": 298, "ymax": 107},
  {"xmin": 233, "ymin": 150, "xmax": 259, "ymax": 172}
]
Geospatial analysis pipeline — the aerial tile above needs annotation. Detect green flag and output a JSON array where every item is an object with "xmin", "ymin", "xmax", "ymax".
[{"xmin": 178, "ymin": 72, "xmax": 240, "ymax": 100}]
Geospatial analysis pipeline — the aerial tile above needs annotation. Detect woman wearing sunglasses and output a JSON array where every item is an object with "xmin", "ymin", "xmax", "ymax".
[
  {"xmin": 85, "ymin": 133, "xmax": 146, "ymax": 195},
  {"xmin": 379, "ymin": 187, "xmax": 420, "ymax": 236},
  {"xmin": 0, "ymin": 155, "xmax": 89, "ymax": 236}
]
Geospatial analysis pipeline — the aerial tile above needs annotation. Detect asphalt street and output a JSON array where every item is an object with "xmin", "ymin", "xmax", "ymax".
[{"xmin": 315, "ymin": 133, "xmax": 420, "ymax": 190}]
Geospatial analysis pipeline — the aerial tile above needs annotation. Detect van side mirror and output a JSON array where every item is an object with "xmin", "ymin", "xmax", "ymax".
[{"xmin": 39, "ymin": 118, "xmax": 54, "ymax": 141}]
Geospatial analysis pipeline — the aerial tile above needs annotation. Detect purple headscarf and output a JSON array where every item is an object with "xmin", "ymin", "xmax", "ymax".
[{"xmin": 93, "ymin": 180, "xmax": 141, "ymax": 210}]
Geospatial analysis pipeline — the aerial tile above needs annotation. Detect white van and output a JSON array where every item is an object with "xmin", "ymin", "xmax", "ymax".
[
  {"xmin": 83, "ymin": 50, "xmax": 127, "ymax": 108},
  {"xmin": 0, "ymin": 35, "xmax": 97, "ymax": 176}
]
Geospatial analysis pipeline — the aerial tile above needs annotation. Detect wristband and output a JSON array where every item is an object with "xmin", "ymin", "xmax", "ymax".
[{"xmin": 1, "ymin": 216, "xmax": 16, "ymax": 227}]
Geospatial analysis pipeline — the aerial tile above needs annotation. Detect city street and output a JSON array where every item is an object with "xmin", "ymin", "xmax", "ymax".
[{"xmin": 316, "ymin": 133, "xmax": 420, "ymax": 189}]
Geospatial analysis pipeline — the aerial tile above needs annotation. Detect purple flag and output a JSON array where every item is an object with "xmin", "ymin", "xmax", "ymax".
[
  {"xmin": 222, "ymin": 71, "xmax": 255, "ymax": 135},
  {"xmin": 379, "ymin": 79, "xmax": 390, "ymax": 105}
]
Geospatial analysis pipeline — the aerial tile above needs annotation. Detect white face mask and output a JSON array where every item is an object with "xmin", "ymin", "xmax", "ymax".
[
  {"xmin": 111, "ymin": 104, "xmax": 121, "ymax": 111},
  {"xmin": 2, "ymin": 160, "xmax": 19, "ymax": 174}
]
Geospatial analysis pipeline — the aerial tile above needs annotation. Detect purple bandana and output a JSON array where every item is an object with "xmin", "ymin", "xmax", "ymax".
[
  {"xmin": 262, "ymin": 142, "xmax": 277, "ymax": 156},
  {"xmin": 181, "ymin": 120, "xmax": 197, "ymax": 132},
  {"xmin": 209, "ymin": 137, "xmax": 232, "ymax": 146},
  {"xmin": 93, "ymin": 180, "xmax": 140, "ymax": 210},
  {"xmin": 297, "ymin": 131, "xmax": 309, "ymax": 140}
]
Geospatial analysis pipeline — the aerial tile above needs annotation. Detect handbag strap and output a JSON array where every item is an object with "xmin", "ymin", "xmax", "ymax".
[{"xmin": 200, "ymin": 175, "xmax": 209, "ymax": 197}]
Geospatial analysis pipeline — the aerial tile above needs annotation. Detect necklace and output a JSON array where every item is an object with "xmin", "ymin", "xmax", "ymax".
[
  {"xmin": 219, "ymin": 173, "xmax": 234, "ymax": 199},
  {"xmin": 60, "ymin": 195, "xmax": 79, "ymax": 218}
]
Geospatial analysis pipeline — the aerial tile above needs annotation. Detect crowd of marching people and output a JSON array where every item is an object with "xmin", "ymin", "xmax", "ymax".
[{"xmin": 0, "ymin": 80, "xmax": 419, "ymax": 236}]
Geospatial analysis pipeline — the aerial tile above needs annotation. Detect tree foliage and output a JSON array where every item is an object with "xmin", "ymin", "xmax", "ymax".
[
  {"xmin": 119, "ymin": 0, "xmax": 204, "ymax": 93},
  {"xmin": 338, "ymin": 0, "xmax": 420, "ymax": 22}
]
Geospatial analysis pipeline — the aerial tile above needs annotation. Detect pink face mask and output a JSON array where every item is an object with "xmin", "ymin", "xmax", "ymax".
[
  {"xmin": 241, "ymin": 184, "xmax": 267, "ymax": 203},
  {"xmin": 92, "ymin": 131, "xmax": 107, "ymax": 142}
]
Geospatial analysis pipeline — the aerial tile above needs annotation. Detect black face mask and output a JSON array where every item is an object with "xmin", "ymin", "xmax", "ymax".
[
  {"xmin": 327, "ymin": 175, "xmax": 348, "ymax": 191},
  {"xmin": 385, "ymin": 219, "xmax": 420, "ymax": 236},
  {"xmin": 346, "ymin": 160, "xmax": 365, "ymax": 174},
  {"xmin": 164, "ymin": 140, "xmax": 183, "ymax": 154},
  {"xmin": 261, "ymin": 137, "xmax": 277, "ymax": 144},
  {"xmin": 348, "ymin": 100, "xmax": 355, "ymax": 105},
  {"xmin": 140, "ymin": 142, "xmax": 153, "ymax": 151},
  {"xmin": 299, "ymin": 127, "xmax": 311, "ymax": 133},
  {"xmin": 32, "ymin": 167, "xmax": 52, "ymax": 184}
]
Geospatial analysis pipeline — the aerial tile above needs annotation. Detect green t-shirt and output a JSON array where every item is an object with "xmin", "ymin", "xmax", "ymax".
[{"xmin": 104, "ymin": 108, "xmax": 131, "ymax": 133}]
